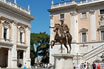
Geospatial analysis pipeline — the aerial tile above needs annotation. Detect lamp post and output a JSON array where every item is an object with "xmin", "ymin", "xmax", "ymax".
[{"xmin": 77, "ymin": 53, "xmax": 78, "ymax": 69}]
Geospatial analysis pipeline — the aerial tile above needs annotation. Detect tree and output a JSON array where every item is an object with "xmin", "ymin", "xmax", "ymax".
[{"xmin": 30, "ymin": 32, "xmax": 50, "ymax": 65}]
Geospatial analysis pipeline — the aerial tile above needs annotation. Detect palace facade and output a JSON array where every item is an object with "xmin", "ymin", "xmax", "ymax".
[
  {"xmin": 0, "ymin": 0, "xmax": 34, "ymax": 68},
  {"xmin": 49, "ymin": 0, "xmax": 104, "ymax": 68}
]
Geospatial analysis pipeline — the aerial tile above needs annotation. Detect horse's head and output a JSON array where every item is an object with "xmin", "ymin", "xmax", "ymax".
[{"xmin": 54, "ymin": 24, "xmax": 60, "ymax": 32}]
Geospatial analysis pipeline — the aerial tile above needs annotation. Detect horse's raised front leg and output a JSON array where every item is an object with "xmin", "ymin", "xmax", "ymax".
[{"xmin": 51, "ymin": 40, "xmax": 55, "ymax": 48}]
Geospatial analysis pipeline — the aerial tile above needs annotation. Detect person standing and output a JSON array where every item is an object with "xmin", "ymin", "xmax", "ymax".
[
  {"xmin": 97, "ymin": 63, "xmax": 101, "ymax": 69},
  {"xmin": 73, "ymin": 63, "xmax": 76, "ymax": 69},
  {"xmin": 92, "ymin": 62, "xmax": 96, "ymax": 69},
  {"xmin": 87, "ymin": 62, "xmax": 90, "ymax": 69},
  {"xmin": 24, "ymin": 63, "xmax": 27, "ymax": 69}
]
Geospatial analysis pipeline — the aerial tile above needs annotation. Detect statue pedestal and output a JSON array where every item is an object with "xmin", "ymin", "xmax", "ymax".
[{"xmin": 52, "ymin": 54, "xmax": 74, "ymax": 69}]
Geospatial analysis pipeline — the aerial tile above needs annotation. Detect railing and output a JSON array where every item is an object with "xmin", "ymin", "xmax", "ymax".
[
  {"xmin": 52, "ymin": 0, "xmax": 104, "ymax": 8},
  {"xmin": 82, "ymin": 44, "xmax": 104, "ymax": 61},
  {"xmin": 0, "ymin": 0, "xmax": 30, "ymax": 14},
  {"xmin": 53, "ymin": 1, "xmax": 72, "ymax": 8}
]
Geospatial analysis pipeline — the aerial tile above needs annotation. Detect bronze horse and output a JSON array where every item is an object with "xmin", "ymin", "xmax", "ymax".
[{"xmin": 51, "ymin": 24, "xmax": 72, "ymax": 53}]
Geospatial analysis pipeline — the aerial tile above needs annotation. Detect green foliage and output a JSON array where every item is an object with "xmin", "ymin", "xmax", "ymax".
[{"xmin": 30, "ymin": 32, "xmax": 50, "ymax": 65}]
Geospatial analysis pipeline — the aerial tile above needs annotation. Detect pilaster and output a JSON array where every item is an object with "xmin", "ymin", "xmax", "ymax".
[
  {"xmin": 7, "ymin": 48, "xmax": 11, "ymax": 68},
  {"xmin": 50, "ymin": 15, "xmax": 54, "ymax": 41},
  {"xmin": 89, "ymin": 10, "xmax": 96, "ymax": 41},
  {"xmin": 23, "ymin": 50, "xmax": 26, "ymax": 67},
  {"xmin": 11, "ymin": 22, "xmax": 17, "ymax": 68},
  {"xmin": 25, "ymin": 26, "xmax": 31, "ymax": 68},
  {"xmin": 50, "ymin": 15, "xmax": 54, "ymax": 65},
  {"xmin": 70, "ymin": 11, "xmax": 78, "ymax": 42}
]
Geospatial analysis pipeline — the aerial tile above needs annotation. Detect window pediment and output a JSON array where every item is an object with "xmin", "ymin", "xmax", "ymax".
[
  {"xmin": 17, "ymin": 25, "xmax": 25, "ymax": 32},
  {"xmin": 98, "ymin": 26, "xmax": 104, "ymax": 31},
  {"xmin": 3, "ymin": 20, "xmax": 10, "ymax": 29},
  {"xmin": 79, "ymin": 28, "xmax": 88, "ymax": 33},
  {"xmin": 19, "ymin": 26, "xmax": 25, "ymax": 32}
]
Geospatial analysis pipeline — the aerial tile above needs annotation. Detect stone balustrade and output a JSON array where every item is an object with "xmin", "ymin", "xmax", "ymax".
[
  {"xmin": 51, "ymin": 0, "xmax": 104, "ymax": 9},
  {"xmin": 0, "ymin": 0, "xmax": 30, "ymax": 14}
]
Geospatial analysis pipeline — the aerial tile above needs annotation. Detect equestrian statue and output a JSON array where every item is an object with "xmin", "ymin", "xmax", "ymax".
[{"xmin": 50, "ymin": 20, "xmax": 72, "ymax": 53}]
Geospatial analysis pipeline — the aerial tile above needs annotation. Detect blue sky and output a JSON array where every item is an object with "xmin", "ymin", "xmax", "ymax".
[{"xmin": 11, "ymin": 0, "xmax": 80, "ymax": 34}]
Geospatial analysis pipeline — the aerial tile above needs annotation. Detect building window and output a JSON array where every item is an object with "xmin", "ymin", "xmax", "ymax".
[
  {"xmin": 3, "ymin": 21, "xmax": 10, "ymax": 41},
  {"xmin": 98, "ymin": 26, "xmax": 104, "ymax": 41},
  {"xmin": 82, "ymin": 32, "xmax": 87, "ymax": 42},
  {"xmin": 60, "ymin": 14, "xmax": 64, "ymax": 20},
  {"xmin": 100, "ymin": 9, "xmax": 104, "ymax": 14},
  {"xmin": 101, "ymin": 31, "xmax": 104, "ymax": 41},
  {"xmin": 19, "ymin": 26, "xmax": 25, "ymax": 44},
  {"xmin": 81, "ymin": 12, "xmax": 87, "ymax": 18},
  {"xmin": 80, "ymin": 28, "xmax": 88, "ymax": 42},
  {"xmin": 4, "ymin": 28, "xmax": 7, "ymax": 40},
  {"xmin": 20, "ymin": 32, "xmax": 23, "ymax": 43}
]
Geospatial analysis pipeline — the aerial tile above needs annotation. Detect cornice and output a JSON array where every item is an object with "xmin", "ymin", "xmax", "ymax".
[
  {"xmin": 49, "ymin": 0, "xmax": 104, "ymax": 13},
  {"xmin": 0, "ymin": 1, "xmax": 34, "ymax": 20},
  {"xmin": 78, "ymin": 0, "xmax": 104, "ymax": 9},
  {"xmin": 0, "ymin": 16, "xmax": 31, "ymax": 28},
  {"xmin": 0, "ymin": 40, "xmax": 13, "ymax": 47},
  {"xmin": 48, "ymin": 4, "xmax": 77, "ymax": 13}
]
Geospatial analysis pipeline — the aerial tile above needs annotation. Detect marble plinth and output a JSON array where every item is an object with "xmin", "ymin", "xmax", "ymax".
[{"xmin": 52, "ymin": 54, "xmax": 74, "ymax": 69}]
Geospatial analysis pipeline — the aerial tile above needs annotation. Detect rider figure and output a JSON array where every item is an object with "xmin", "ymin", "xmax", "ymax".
[{"xmin": 60, "ymin": 20, "xmax": 70, "ymax": 39}]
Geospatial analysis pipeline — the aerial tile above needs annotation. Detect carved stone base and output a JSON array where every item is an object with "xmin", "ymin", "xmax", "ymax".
[{"xmin": 52, "ymin": 54, "xmax": 74, "ymax": 69}]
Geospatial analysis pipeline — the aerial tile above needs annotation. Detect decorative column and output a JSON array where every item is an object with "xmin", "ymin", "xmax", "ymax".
[
  {"xmin": 50, "ymin": 15, "xmax": 55, "ymax": 65},
  {"xmin": 89, "ymin": 10, "xmax": 96, "ymax": 41},
  {"xmin": 11, "ymin": 22, "xmax": 17, "ymax": 68},
  {"xmin": 70, "ymin": 11, "xmax": 79, "ymax": 55},
  {"xmin": 70, "ymin": 11, "xmax": 78, "ymax": 42},
  {"xmin": 7, "ymin": 48, "xmax": 11, "ymax": 68},
  {"xmin": 50, "ymin": 15, "xmax": 54, "ymax": 41},
  {"xmin": 23, "ymin": 50, "xmax": 26, "ymax": 67},
  {"xmin": 25, "ymin": 26, "xmax": 31, "ymax": 68}
]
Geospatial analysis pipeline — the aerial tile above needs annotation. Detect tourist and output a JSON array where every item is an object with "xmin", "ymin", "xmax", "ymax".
[
  {"xmin": 24, "ymin": 63, "xmax": 27, "ymax": 69},
  {"xmin": 84, "ymin": 62, "xmax": 87, "ymax": 69},
  {"xmin": 92, "ymin": 62, "xmax": 96, "ymax": 69},
  {"xmin": 80, "ymin": 63, "xmax": 83, "ymax": 69},
  {"xmin": 97, "ymin": 63, "xmax": 100, "ymax": 69},
  {"xmin": 73, "ymin": 63, "xmax": 76, "ymax": 69},
  {"xmin": 87, "ymin": 62, "xmax": 90, "ymax": 69}
]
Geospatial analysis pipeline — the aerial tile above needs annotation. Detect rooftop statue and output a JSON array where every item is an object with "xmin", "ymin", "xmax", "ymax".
[{"xmin": 50, "ymin": 20, "xmax": 72, "ymax": 53}]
